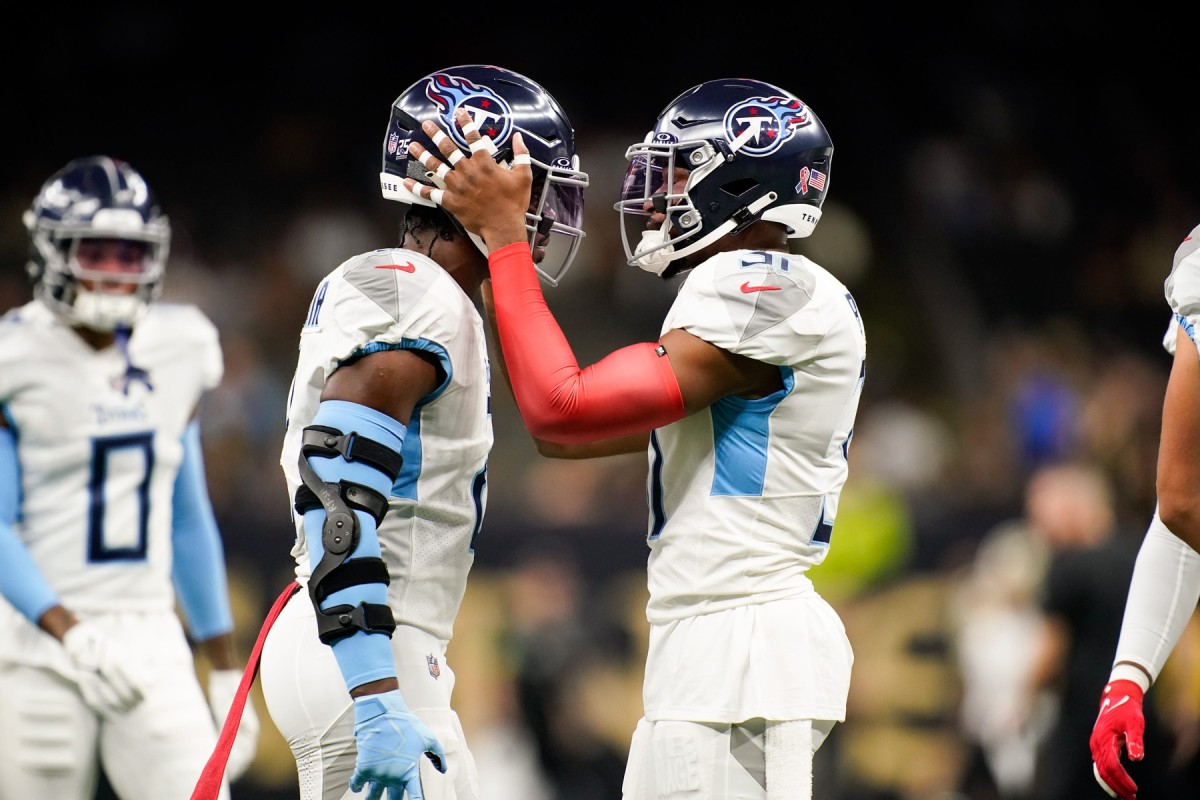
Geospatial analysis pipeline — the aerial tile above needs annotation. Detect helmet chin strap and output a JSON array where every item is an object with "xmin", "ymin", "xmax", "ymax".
[
  {"xmin": 633, "ymin": 228, "xmax": 676, "ymax": 275},
  {"xmin": 633, "ymin": 193, "xmax": 777, "ymax": 275}
]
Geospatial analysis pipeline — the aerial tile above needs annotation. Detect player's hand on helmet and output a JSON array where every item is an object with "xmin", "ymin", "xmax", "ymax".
[
  {"xmin": 350, "ymin": 689, "xmax": 446, "ymax": 800},
  {"xmin": 61, "ymin": 619, "xmax": 146, "ymax": 716},
  {"xmin": 1090, "ymin": 678, "xmax": 1145, "ymax": 799},
  {"xmin": 206, "ymin": 668, "xmax": 260, "ymax": 782},
  {"xmin": 403, "ymin": 108, "xmax": 532, "ymax": 250}
]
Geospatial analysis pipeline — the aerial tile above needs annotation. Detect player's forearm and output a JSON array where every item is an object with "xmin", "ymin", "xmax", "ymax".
[
  {"xmin": 1112, "ymin": 509, "xmax": 1200, "ymax": 686},
  {"xmin": 485, "ymin": 280, "xmax": 648, "ymax": 458},
  {"xmin": 534, "ymin": 434, "xmax": 651, "ymax": 459},
  {"xmin": 349, "ymin": 676, "xmax": 401, "ymax": 699},
  {"xmin": 302, "ymin": 401, "xmax": 404, "ymax": 692},
  {"xmin": 479, "ymin": 217, "xmax": 527, "ymax": 252},
  {"xmin": 488, "ymin": 244, "xmax": 684, "ymax": 444}
]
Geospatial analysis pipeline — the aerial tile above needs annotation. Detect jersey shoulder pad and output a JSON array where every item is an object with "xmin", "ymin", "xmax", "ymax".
[
  {"xmin": 668, "ymin": 250, "xmax": 820, "ymax": 354},
  {"xmin": 145, "ymin": 302, "xmax": 217, "ymax": 334},
  {"xmin": 339, "ymin": 249, "xmax": 465, "ymax": 317},
  {"xmin": 314, "ymin": 249, "xmax": 472, "ymax": 348},
  {"xmin": 0, "ymin": 303, "xmax": 41, "ymax": 397},
  {"xmin": 141, "ymin": 303, "xmax": 223, "ymax": 389},
  {"xmin": 140, "ymin": 303, "xmax": 219, "ymax": 352},
  {"xmin": 0, "ymin": 301, "xmax": 35, "ymax": 341},
  {"xmin": 1166, "ymin": 225, "xmax": 1200, "ymax": 317}
]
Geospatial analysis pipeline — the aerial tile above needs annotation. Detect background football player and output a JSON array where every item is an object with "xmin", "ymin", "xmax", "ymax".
[{"xmin": 0, "ymin": 155, "xmax": 257, "ymax": 800}]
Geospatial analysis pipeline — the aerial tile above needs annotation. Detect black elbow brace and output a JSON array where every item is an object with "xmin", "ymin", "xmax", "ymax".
[{"xmin": 296, "ymin": 423, "xmax": 404, "ymax": 645}]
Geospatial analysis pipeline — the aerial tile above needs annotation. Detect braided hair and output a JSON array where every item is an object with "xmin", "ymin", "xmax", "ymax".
[{"xmin": 399, "ymin": 204, "xmax": 460, "ymax": 259}]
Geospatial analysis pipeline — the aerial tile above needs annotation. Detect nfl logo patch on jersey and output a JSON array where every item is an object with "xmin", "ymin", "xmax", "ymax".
[{"xmin": 426, "ymin": 653, "xmax": 441, "ymax": 679}]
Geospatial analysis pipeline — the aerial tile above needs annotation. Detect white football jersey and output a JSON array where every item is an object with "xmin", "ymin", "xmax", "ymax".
[
  {"xmin": 0, "ymin": 300, "xmax": 222, "ymax": 626},
  {"xmin": 1163, "ymin": 223, "xmax": 1200, "ymax": 356},
  {"xmin": 646, "ymin": 249, "xmax": 866, "ymax": 623},
  {"xmin": 280, "ymin": 248, "xmax": 491, "ymax": 642}
]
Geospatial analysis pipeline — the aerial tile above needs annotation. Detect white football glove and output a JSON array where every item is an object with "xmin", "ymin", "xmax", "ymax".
[
  {"xmin": 62, "ymin": 619, "xmax": 146, "ymax": 716},
  {"xmin": 206, "ymin": 668, "xmax": 260, "ymax": 782}
]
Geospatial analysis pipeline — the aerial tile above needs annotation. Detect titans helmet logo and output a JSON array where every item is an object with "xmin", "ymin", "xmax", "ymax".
[
  {"xmin": 723, "ymin": 95, "xmax": 812, "ymax": 157},
  {"xmin": 425, "ymin": 73, "xmax": 514, "ymax": 150}
]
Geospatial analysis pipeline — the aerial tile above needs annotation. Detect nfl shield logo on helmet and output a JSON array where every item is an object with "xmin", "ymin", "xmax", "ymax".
[{"xmin": 426, "ymin": 653, "xmax": 441, "ymax": 679}]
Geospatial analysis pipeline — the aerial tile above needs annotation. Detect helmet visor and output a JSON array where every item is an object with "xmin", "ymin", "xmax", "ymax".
[
  {"xmin": 615, "ymin": 140, "xmax": 703, "ymax": 269},
  {"xmin": 66, "ymin": 238, "xmax": 164, "ymax": 289},
  {"xmin": 524, "ymin": 156, "xmax": 587, "ymax": 287}
]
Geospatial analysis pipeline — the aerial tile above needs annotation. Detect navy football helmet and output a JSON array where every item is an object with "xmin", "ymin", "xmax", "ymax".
[
  {"xmin": 380, "ymin": 64, "xmax": 588, "ymax": 286},
  {"xmin": 616, "ymin": 78, "xmax": 833, "ymax": 277},
  {"xmin": 24, "ymin": 156, "xmax": 170, "ymax": 330}
]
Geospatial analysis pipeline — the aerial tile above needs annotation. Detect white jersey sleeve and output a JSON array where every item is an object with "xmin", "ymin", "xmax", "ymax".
[
  {"xmin": 665, "ymin": 249, "xmax": 857, "ymax": 365},
  {"xmin": 1162, "ymin": 223, "xmax": 1200, "ymax": 356},
  {"xmin": 281, "ymin": 248, "xmax": 490, "ymax": 642}
]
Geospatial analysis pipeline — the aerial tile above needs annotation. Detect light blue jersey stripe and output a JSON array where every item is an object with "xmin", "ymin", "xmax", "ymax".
[{"xmin": 710, "ymin": 368, "xmax": 794, "ymax": 496}]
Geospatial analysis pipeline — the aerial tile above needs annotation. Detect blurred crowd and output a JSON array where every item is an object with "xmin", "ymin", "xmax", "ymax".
[{"xmin": 4, "ymin": 77, "xmax": 1200, "ymax": 800}]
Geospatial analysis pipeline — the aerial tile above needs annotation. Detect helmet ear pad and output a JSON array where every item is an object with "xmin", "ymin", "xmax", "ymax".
[{"xmin": 701, "ymin": 174, "xmax": 771, "ymax": 234}]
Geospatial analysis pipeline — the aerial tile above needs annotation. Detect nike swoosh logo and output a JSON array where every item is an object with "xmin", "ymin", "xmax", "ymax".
[
  {"xmin": 1099, "ymin": 695, "xmax": 1130, "ymax": 716},
  {"xmin": 377, "ymin": 262, "xmax": 416, "ymax": 272},
  {"xmin": 741, "ymin": 282, "xmax": 782, "ymax": 293}
]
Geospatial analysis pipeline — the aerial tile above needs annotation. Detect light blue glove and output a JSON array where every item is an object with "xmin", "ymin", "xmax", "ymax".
[{"xmin": 351, "ymin": 690, "xmax": 447, "ymax": 800}]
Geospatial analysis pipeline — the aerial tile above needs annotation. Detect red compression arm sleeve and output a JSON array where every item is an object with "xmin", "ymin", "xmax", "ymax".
[{"xmin": 489, "ymin": 243, "xmax": 685, "ymax": 444}]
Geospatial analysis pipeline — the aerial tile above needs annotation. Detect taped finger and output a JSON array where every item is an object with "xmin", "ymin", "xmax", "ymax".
[
  {"xmin": 414, "ymin": 150, "xmax": 449, "ymax": 188},
  {"xmin": 447, "ymin": 149, "xmax": 464, "ymax": 165},
  {"xmin": 429, "ymin": 188, "xmax": 445, "ymax": 206},
  {"xmin": 458, "ymin": 114, "xmax": 480, "ymax": 137},
  {"xmin": 511, "ymin": 153, "xmax": 532, "ymax": 167},
  {"xmin": 469, "ymin": 135, "xmax": 498, "ymax": 155}
]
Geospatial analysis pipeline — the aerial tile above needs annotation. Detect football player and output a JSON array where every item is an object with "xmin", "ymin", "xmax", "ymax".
[
  {"xmin": 257, "ymin": 65, "xmax": 587, "ymax": 800},
  {"xmin": 0, "ymin": 156, "xmax": 257, "ymax": 799},
  {"xmin": 1091, "ymin": 224, "xmax": 1200, "ymax": 800},
  {"xmin": 408, "ymin": 78, "xmax": 863, "ymax": 800}
]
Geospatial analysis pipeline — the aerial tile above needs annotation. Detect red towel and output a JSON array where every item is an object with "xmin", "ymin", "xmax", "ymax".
[{"xmin": 191, "ymin": 581, "xmax": 301, "ymax": 800}]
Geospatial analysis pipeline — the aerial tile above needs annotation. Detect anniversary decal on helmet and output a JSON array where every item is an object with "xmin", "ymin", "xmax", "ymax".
[
  {"xmin": 386, "ymin": 131, "xmax": 409, "ymax": 159},
  {"xmin": 425, "ymin": 73, "xmax": 513, "ymax": 150},
  {"xmin": 723, "ymin": 96, "xmax": 812, "ymax": 157}
]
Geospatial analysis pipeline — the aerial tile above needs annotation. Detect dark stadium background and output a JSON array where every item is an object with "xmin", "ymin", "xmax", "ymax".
[{"xmin": 4, "ymin": 9, "xmax": 1198, "ymax": 800}]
